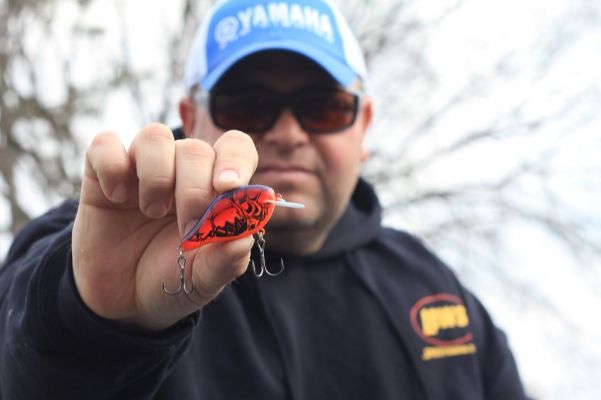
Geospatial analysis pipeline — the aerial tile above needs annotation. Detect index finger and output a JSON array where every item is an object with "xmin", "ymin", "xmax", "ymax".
[
  {"xmin": 82, "ymin": 131, "xmax": 132, "ymax": 207},
  {"xmin": 212, "ymin": 130, "xmax": 258, "ymax": 193}
]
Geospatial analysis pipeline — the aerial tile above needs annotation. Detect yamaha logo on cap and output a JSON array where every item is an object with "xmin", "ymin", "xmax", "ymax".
[
  {"xmin": 212, "ymin": 2, "xmax": 338, "ymax": 50},
  {"xmin": 185, "ymin": 0, "xmax": 367, "ymax": 91}
]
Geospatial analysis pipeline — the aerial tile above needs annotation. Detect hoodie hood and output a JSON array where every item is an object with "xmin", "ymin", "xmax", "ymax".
[{"xmin": 300, "ymin": 178, "xmax": 382, "ymax": 260}]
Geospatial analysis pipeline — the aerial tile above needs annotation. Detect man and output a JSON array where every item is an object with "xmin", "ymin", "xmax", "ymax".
[{"xmin": 0, "ymin": 0, "xmax": 528, "ymax": 398}]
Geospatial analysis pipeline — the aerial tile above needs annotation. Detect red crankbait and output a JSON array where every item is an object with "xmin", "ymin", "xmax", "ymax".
[{"xmin": 163, "ymin": 184, "xmax": 304, "ymax": 295}]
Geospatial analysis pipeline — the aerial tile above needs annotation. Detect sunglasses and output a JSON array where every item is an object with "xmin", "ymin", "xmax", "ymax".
[{"xmin": 195, "ymin": 87, "xmax": 361, "ymax": 134}]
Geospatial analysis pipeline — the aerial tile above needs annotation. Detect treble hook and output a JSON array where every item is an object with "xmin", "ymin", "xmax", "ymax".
[
  {"xmin": 163, "ymin": 248, "xmax": 195, "ymax": 295},
  {"xmin": 250, "ymin": 230, "xmax": 284, "ymax": 278}
]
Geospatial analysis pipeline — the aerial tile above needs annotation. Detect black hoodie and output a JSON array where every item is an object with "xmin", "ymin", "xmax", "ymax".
[{"xmin": 0, "ymin": 179, "xmax": 528, "ymax": 399}]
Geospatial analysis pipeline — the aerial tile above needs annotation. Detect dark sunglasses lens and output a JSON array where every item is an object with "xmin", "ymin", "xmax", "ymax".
[
  {"xmin": 295, "ymin": 90, "xmax": 358, "ymax": 133},
  {"xmin": 211, "ymin": 92, "xmax": 279, "ymax": 132}
]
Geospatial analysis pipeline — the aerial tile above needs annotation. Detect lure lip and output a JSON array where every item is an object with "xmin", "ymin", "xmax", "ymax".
[{"xmin": 267, "ymin": 199, "xmax": 305, "ymax": 209}]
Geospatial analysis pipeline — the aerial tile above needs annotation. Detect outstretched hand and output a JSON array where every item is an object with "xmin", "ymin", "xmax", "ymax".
[{"xmin": 72, "ymin": 124, "xmax": 258, "ymax": 331}]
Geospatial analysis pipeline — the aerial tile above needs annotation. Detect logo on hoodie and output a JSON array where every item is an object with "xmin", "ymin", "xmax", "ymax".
[{"xmin": 410, "ymin": 293, "xmax": 477, "ymax": 361}]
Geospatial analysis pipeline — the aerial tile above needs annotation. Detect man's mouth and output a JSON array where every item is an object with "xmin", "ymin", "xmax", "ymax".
[
  {"xmin": 254, "ymin": 165, "xmax": 315, "ymax": 187},
  {"xmin": 256, "ymin": 164, "xmax": 312, "ymax": 175}
]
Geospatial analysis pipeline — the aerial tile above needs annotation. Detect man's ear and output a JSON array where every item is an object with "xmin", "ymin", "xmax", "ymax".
[
  {"xmin": 359, "ymin": 95, "xmax": 373, "ymax": 133},
  {"xmin": 179, "ymin": 97, "xmax": 197, "ymax": 138},
  {"xmin": 359, "ymin": 95, "xmax": 373, "ymax": 162},
  {"xmin": 361, "ymin": 146, "xmax": 369, "ymax": 162}
]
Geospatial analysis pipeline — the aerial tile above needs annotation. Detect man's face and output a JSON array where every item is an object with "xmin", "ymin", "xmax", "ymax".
[{"xmin": 181, "ymin": 52, "xmax": 372, "ymax": 254}]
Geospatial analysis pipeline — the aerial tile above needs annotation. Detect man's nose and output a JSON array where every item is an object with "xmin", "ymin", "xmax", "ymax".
[{"xmin": 260, "ymin": 108, "xmax": 310, "ymax": 150}]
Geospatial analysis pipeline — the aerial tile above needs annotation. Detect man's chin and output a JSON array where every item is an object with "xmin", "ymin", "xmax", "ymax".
[
  {"xmin": 266, "ymin": 215, "xmax": 318, "ymax": 232},
  {"xmin": 262, "ymin": 217, "xmax": 322, "ymax": 255}
]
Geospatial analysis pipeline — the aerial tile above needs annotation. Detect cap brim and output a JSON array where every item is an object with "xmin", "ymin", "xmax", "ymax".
[{"xmin": 200, "ymin": 40, "xmax": 357, "ymax": 91}]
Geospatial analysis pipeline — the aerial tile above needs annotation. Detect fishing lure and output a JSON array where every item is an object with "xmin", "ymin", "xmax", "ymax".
[{"xmin": 163, "ymin": 184, "xmax": 304, "ymax": 295}]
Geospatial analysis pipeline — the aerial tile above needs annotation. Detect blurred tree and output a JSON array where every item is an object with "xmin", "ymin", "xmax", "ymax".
[
  {"xmin": 0, "ymin": 0, "xmax": 210, "ymax": 237},
  {"xmin": 1, "ymin": 0, "xmax": 81, "ymax": 233}
]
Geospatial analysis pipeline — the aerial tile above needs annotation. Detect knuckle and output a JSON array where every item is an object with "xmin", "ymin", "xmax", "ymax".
[
  {"xmin": 215, "ymin": 130, "xmax": 255, "ymax": 152},
  {"xmin": 176, "ymin": 138, "xmax": 215, "ymax": 162},
  {"xmin": 136, "ymin": 124, "xmax": 174, "ymax": 146},
  {"xmin": 100, "ymin": 160, "xmax": 127, "ymax": 178},
  {"xmin": 177, "ymin": 186, "xmax": 212, "ymax": 208},
  {"xmin": 142, "ymin": 173, "xmax": 173, "ymax": 190},
  {"xmin": 88, "ymin": 131, "xmax": 119, "ymax": 155},
  {"xmin": 214, "ymin": 131, "xmax": 258, "ymax": 167},
  {"xmin": 87, "ymin": 132, "xmax": 127, "ymax": 178}
]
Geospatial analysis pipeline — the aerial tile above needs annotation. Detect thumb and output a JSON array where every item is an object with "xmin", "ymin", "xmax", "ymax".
[{"xmin": 186, "ymin": 235, "xmax": 255, "ymax": 303}]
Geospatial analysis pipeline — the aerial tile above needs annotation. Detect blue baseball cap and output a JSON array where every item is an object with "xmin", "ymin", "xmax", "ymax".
[{"xmin": 185, "ymin": 0, "xmax": 367, "ymax": 91}]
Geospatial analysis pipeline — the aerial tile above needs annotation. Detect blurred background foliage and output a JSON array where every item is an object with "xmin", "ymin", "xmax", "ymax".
[{"xmin": 1, "ymin": 0, "xmax": 600, "ymax": 398}]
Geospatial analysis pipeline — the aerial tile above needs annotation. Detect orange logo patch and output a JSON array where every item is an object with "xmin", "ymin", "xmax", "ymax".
[{"xmin": 410, "ymin": 293, "xmax": 477, "ymax": 360}]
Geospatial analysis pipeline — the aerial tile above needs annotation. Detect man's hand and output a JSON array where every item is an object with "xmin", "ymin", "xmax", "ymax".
[{"xmin": 72, "ymin": 124, "xmax": 258, "ymax": 331}]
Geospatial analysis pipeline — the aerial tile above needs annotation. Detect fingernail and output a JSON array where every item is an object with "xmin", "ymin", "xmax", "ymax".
[
  {"xmin": 111, "ymin": 183, "xmax": 127, "ymax": 203},
  {"xmin": 218, "ymin": 169, "xmax": 239, "ymax": 184}
]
